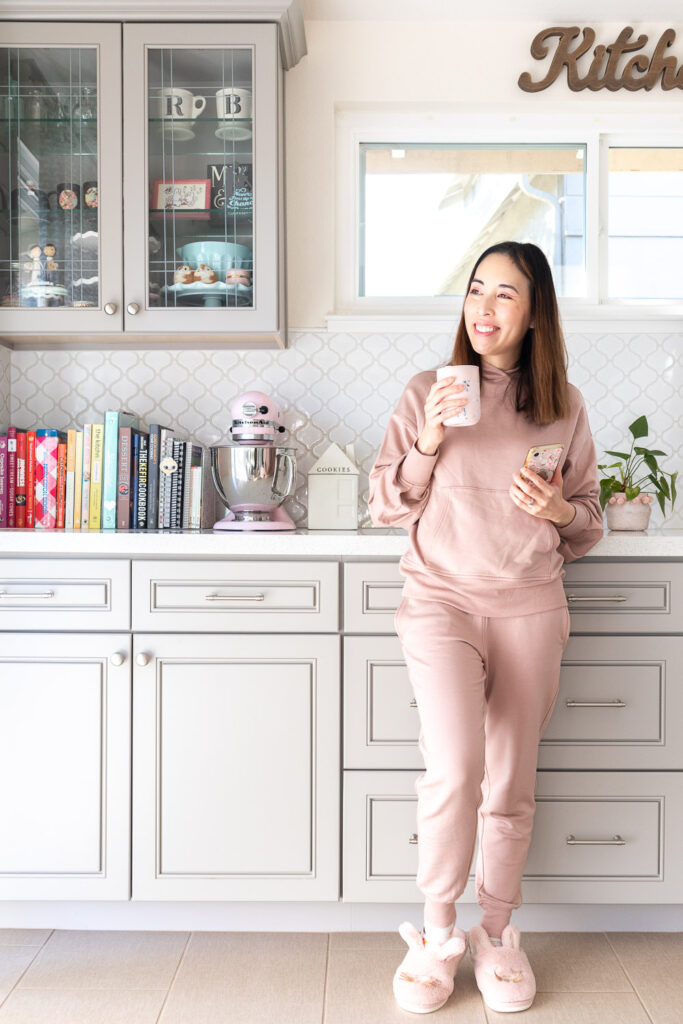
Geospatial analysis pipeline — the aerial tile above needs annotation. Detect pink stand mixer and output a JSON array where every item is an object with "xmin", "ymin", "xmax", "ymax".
[{"xmin": 210, "ymin": 390, "xmax": 298, "ymax": 531}]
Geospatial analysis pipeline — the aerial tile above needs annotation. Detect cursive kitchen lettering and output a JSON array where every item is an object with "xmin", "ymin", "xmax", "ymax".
[{"xmin": 518, "ymin": 26, "xmax": 683, "ymax": 92}]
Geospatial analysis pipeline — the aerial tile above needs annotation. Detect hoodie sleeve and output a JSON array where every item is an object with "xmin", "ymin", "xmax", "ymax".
[
  {"xmin": 553, "ymin": 390, "xmax": 605, "ymax": 563},
  {"xmin": 368, "ymin": 380, "xmax": 438, "ymax": 529}
]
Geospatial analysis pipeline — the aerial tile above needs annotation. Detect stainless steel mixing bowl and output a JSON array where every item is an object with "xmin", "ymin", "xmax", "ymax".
[{"xmin": 210, "ymin": 444, "xmax": 297, "ymax": 521}]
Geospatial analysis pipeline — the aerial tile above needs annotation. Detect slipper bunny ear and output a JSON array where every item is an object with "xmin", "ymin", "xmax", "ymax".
[
  {"xmin": 398, "ymin": 921, "xmax": 426, "ymax": 952},
  {"xmin": 501, "ymin": 923, "xmax": 521, "ymax": 950},
  {"xmin": 467, "ymin": 924, "xmax": 492, "ymax": 957},
  {"xmin": 436, "ymin": 933, "xmax": 466, "ymax": 962}
]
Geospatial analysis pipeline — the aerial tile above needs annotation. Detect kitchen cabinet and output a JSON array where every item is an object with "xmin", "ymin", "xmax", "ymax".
[
  {"xmin": 132, "ymin": 632, "xmax": 340, "ymax": 900},
  {"xmin": 0, "ymin": 631, "xmax": 131, "ymax": 899},
  {"xmin": 1, "ymin": 546, "xmax": 682, "ymax": 920},
  {"xmin": 0, "ymin": 20, "xmax": 286, "ymax": 345},
  {"xmin": 342, "ymin": 560, "xmax": 683, "ymax": 904}
]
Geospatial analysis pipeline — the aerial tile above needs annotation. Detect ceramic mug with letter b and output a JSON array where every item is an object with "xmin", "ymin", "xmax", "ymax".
[{"xmin": 215, "ymin": 87, "xmax": 252, "ymax": 140}]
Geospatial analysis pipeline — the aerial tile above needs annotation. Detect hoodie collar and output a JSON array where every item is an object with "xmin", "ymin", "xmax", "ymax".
[{"xmin": 479, "ymin": 359, "xmax": 521, "ymax": 384}]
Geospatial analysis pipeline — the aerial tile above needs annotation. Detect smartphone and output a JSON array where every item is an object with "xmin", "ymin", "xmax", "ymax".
[{"xmin": 523, "ymin": 443, "xmax": 564, "ymax": 483}]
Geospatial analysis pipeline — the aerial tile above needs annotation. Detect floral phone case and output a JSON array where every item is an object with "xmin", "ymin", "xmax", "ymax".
[{"xmin": 523, "ymin": 443, "xmax": 564, "ymax": 483}]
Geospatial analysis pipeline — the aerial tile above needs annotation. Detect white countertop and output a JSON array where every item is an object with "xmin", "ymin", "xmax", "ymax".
[{"xmin": 1, "ymin": 526, "xmax": 683, "ymax": 557}]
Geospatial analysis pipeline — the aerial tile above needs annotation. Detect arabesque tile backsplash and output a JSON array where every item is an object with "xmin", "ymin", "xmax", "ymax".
[{"xmin": 4, "ymin": 329, "xmax": 683, "ymax": 529}]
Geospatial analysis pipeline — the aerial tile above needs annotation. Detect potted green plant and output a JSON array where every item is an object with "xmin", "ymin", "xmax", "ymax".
[{"xmin": 598, "ymin": 415, "xmax": 678, "ymax": 531}]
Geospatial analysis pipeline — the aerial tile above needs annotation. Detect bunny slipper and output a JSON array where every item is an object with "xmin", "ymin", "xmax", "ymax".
[
  {"xmin": 392, "ymin": 921, "xmax": 468, "ymax": 1014},
  {"xmin": 468, "ymin": 923, "xmax": 536, "ymax": 1012}
]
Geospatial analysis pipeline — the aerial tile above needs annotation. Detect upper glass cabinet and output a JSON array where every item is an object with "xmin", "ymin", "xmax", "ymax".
[
  {"xmin": 0, "ymin": 21, "xmax": 284, "ymax": 345},
  {"xmin": 147, "ymin": 47, "xmax": 254, "ymax": 312},
  {"xmin": 0, "ymin": 23, "xmax": 122, "ymax": 334},
  {"xmin": 124, "ymin": 23, "xmax": 282, "ymax": 340}
]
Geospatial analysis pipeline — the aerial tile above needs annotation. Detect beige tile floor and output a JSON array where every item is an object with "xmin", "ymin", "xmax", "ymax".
[{"xmin": 0, "ymin": 927, "xmax": 681, "ymax": 1023}]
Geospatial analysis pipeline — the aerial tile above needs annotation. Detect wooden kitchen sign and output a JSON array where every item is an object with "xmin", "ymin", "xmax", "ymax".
[{"xmin": 518, "ymin": 26, "xmax": 683, "ymax": 92}]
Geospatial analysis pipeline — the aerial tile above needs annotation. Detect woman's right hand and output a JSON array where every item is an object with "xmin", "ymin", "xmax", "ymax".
[{"xmin": 416, "ymin": 377, "xmax": 468, "ymax": 455}]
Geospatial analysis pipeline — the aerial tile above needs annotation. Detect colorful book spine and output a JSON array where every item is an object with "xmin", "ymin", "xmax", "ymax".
[
  {"xmin": 189, "ymin": 464, "xmax": 202, "ymax": 529},
  {"xmin": 131, "ymin": 431, "xmax": 141, "ymax": 529},
  {"xmin": 56, "ymin": 442, "xmax": 67, "ymax": 529},
  {"xmin": 65, "ymin": 428, "xmax": 76, "ymax": 529},
  {"xmin": 34, "ymin": 430, "xmax": 62, "ymax": 529},
  {"xmin": 73, "ymin": 429, "xmax": 83, "ymax": 530},
  {"xmin": 170, "ymin": 437, "xmax": 184, "ymax": 528},
  {"xmin": 158, "ymin": 429, "xmax": 174, "ymax": 529},
  {"xmin": 182, "ymin": 443, "xmax": 203, "ymax": 528},
  {"xmin": 15, "ymin": 431, "xmax": 26, "ymax": 528},
  {"xmin": 137, "ymin": 433, "xmax": 149, "ymax": 529},
  {"xmin": 7, "ymin": 427, "xmax": 16, "ymax": 528},
  {"xmin": 117, "ymin": 426, "xmax": 133, "ymax": 529},
  {"xmin": 102, "ymin": 410, "xmax": 139, "ymax": 529},
  {"xmin": 0, "ymin": 437, "xmax": 7, "ymax": 528},
  {"xmin": 88, "ymin": 423, "xmax": 104, "ymax": 529},
  {"xmin": 26, "ymin": 431, "xmax": 36, "ymax": 529},
  {"xmin": 81, "ymin": 424, "xmax": 92, "ymax": 529}
]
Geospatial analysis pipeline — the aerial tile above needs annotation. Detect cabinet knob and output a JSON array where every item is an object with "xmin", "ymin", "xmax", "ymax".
[
  {"xmin": 127, "ymin": 302, "xmax": 140, "ymax": 316},
  {"xmin": 109, "ymin": 651, "xmax": 126, "ymax": 666},
  {"xmin": 104, "ymin": 302, "xmax": 117, "ymax": 315},
  {"xmin": 136, "ymin": 652, "xmax": 151, "ymax": 667}
]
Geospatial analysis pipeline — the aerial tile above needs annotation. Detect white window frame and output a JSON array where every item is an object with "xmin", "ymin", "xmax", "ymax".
[{"xmin": 331, "ymin": 109, "xmax": 683, "ymax": 333}]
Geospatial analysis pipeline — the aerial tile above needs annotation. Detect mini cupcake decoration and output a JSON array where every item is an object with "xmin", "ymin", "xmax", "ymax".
[
  {"xmin": 194, "ymin": 263, "xmax": 217, "ymax": 284},
  {"xmin": 174, "ymin": 264, "xmax": 195, "ymax": 284}
]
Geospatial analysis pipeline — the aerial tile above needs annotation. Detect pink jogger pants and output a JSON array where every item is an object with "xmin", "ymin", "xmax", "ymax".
[{"xmin": 394, "ymin": 594, "xmax": 571, "ymax": 936}]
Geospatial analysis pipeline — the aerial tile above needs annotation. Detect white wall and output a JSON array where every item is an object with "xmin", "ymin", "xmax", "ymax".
[{"xmin": 285, "ymin": 18, "xmax": 683, "ymax": 326}]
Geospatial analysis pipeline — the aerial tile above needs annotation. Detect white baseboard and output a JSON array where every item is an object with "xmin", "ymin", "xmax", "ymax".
[{"xmin": 1, "ymin": 902, "xmax": 682, "ymax": 932}]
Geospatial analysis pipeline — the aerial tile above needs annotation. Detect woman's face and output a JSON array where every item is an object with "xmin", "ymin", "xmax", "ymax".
[{"xmin": 463, "ymin": 252, "xmax": 534, "ymax": 368}]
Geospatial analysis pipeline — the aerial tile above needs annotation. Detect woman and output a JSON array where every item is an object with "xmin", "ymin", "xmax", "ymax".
[{"xmin": 368, "ymin": 241, "xmax": 603, "ymax": 1015}]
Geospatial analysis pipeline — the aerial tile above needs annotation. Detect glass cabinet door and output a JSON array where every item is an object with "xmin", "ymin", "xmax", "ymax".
[
  {"xmin": 124, "ymin": 23, "xmax": 281, "ymax": 340},
  {"xmin": 0, "ymin": 24, "xmax": 122, "ymax": 334}
]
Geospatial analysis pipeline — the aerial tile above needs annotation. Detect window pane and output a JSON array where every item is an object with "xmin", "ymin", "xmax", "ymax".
[
  {"xmin": 359, "ymin": 145, "xmax": 586, "ymax": 298},
  {"xmin": 608, "ymin": 148, "xmax": 683, "ymax": 301}
]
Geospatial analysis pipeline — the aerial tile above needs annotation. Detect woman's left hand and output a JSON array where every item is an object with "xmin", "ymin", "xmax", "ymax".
[{"xmin": 510, "ymin": 465, "xmax": 574, "ymax": 525}]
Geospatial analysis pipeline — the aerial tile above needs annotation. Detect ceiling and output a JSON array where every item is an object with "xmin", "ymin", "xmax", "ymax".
[{"xmin": 302, "ymin": 0, "xmax": 683, "ymax": 21}]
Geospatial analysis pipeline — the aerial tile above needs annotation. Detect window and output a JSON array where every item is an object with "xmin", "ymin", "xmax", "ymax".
[
  {"xmin": 608, "ymin": 148, "xmax": 683, "ymax": 301},
  {"xmin": 335, "ymin": 110, "xmax": 683, "ymax": 323},
  {"xmin": 360, "ymin": 144, "xmax": 586, "ymax": 299}
]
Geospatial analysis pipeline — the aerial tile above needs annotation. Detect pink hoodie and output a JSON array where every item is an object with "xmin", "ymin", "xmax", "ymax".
[{"xmin": 368, "ymin": 362, "xmax": 604, "ymax": 616}]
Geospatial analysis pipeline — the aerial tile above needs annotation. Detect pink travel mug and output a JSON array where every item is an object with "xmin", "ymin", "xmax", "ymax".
[{"xmin": 436, "ymin": 364, "xmax": 481, "ymax": 426}]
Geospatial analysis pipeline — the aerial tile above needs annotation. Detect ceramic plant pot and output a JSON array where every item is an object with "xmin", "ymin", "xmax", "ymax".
[{"xmin": 605, "ymin": 494, "xmax": 653, "ymax": 531}]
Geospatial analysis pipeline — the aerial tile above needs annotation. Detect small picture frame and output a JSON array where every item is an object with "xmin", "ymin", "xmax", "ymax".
[{"xmin": 151, "ymin": 179, "xmax": 211, "ymax": 219}]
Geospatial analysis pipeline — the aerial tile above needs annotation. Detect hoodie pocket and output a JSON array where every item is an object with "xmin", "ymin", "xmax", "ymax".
[{"xmin": 416, "ymin": 485, "xmax": 556, "ymax": 581}]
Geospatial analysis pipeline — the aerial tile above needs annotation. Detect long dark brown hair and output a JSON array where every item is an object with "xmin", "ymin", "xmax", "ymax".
[{"xmin": 447, "ymin": 241, "xmax": 571, "ymax": 425}]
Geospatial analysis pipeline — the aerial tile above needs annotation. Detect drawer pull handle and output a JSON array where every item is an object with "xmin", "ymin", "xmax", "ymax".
[
  {"xmin": 0, "ymin": 589, "xmax": 55, "ymax": 600},
  {"xmin": 409, "ymin": 833, "xmax": 418, "ymax": 844},
  {"xmin": 204, "ymin": 592, "xmax": 266, "ymax": 602},
  {"xmin": 136, "ymin": 652, "xmax": 151, "ymax": 667},
  {"xmin": 409, "ymin": 698, "xmax": 417, "ymax": 708},
  {"xmin": 566, "ymin": 834, "xmax": 625, "ymax": 846},
  {"xmin": 109, "ymin": 652, "xmax": 126, "ymax": 666},
  {"xmin": 566, "ymin": 698, "xmax": 627, "ymax": 708},
  {"xmin": 566, "ymin": 594, "xmax": 628, "ymax": 603}
]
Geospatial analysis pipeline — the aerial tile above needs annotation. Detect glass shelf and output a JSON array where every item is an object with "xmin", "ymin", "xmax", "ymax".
[{"xmin": 0, "ymin": 208, "xmax": 98, "ymax": 217}]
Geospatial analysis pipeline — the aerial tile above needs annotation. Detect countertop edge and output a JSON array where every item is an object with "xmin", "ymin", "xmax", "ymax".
[{"xmin": 1, "ymin": 527, "xmax": 683, "ymax": 557}]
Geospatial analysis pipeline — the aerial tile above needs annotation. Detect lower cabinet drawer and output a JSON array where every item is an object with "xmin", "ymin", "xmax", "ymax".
[
  {"xmin": 344, "ymin": 635, "xmax": 683, "ymax": 770},
  {"xmin": 0, "ymin": 558, "xmax": 130, "ymax": 630},
  {"xmin": 132, "ymin": 560, "xmax": 339, "ymax": 632},
  {"xmin": 342, "ymin": 770, "xmax": 683, "ymax": 903},
  {"xmin": 562, "ymin": 561, "xmax": 683, "ymax": 633},
  {"xmin": 343, "ymin": 561, "xmax": 683, "ymax": 635}
]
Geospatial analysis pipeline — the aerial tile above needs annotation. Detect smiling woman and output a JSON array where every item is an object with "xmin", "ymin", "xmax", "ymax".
[{"xmin": 367, "ymin": 238, "xmax": 604, "ymax": 1015}]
